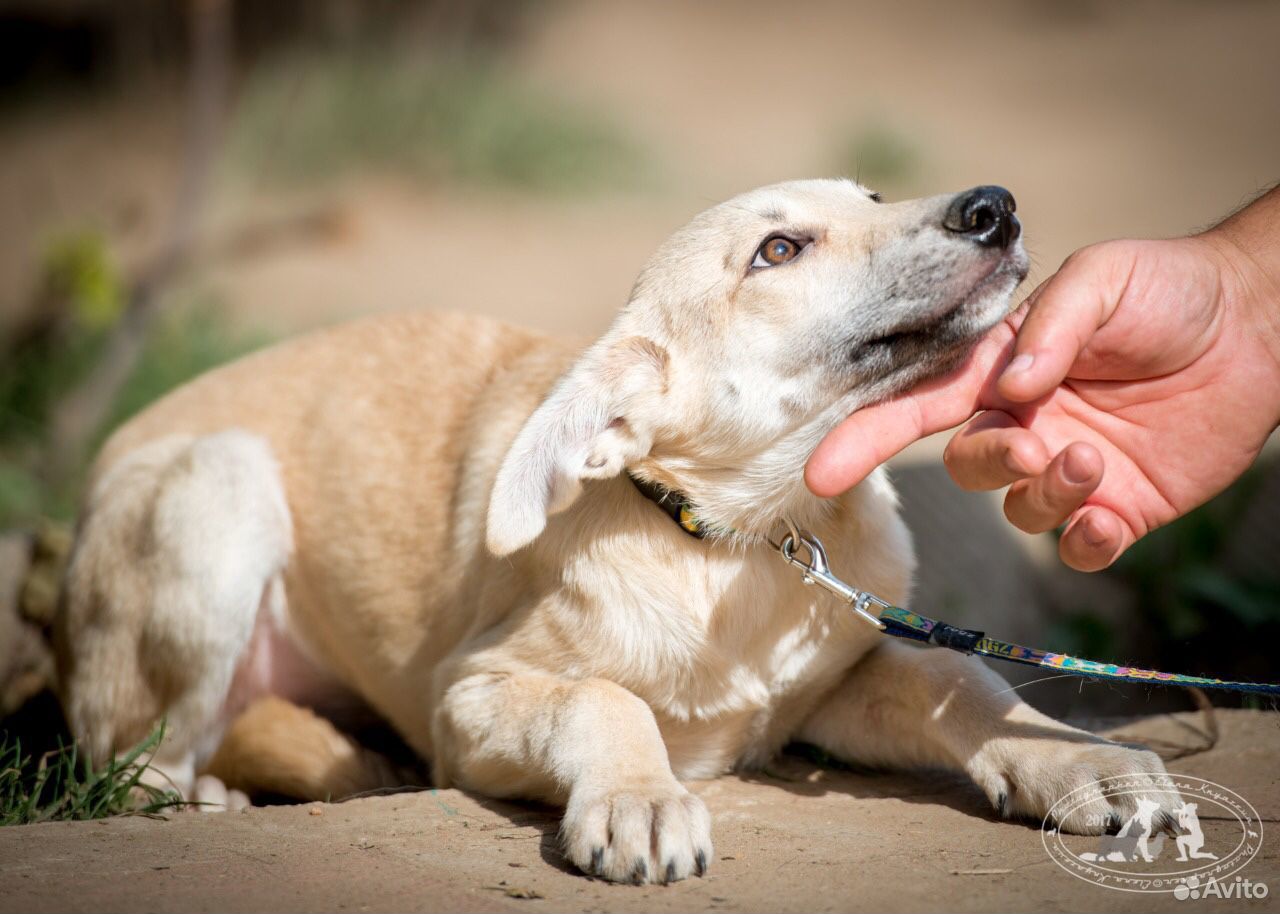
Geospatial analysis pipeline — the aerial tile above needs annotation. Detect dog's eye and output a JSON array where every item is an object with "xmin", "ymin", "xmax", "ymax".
[{"xmin": 752, "ymin": 235, "xmax": 803, "ymax": 268}]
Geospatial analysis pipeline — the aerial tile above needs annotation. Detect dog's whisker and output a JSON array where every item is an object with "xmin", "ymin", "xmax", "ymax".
[{"xmin": 993, "ymin": 673, "xmax": 1082, "ymax": 695}]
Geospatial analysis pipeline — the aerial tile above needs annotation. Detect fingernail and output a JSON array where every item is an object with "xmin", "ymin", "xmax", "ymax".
[
  {"xmin": 1080, "ymin": 515, "xmax": 1108, "ymax": 547},
  {"xmin": 1003, "ymin": 353, "xmax": 1035, "ymax": 378},
  {"xmin": 1062, "ymin": 449, "xmax": 1093, "ymax": 485},
  {"xmin": 1004, "ymin": 448, "xmax": 1028, "ymax": 476}
]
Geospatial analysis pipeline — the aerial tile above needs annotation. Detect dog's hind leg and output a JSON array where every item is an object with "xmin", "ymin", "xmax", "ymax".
[
  {"xmin": 205, "ymin": 696, "xmax": 415, "ymax": 802},
  {"xmin": 55, "ymin": 430, "xmax": 293, "ymax": 800}
]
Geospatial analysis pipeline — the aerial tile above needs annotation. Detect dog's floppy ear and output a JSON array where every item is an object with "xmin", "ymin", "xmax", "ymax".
[{"xmin": 487, "ymin": 336, "xmax": 669, "ymax": 555}]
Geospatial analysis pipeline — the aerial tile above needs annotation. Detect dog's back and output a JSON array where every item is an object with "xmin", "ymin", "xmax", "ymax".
[{"xmin": 56, "ymin": 311, "xmax": 573, "ymax": 793}]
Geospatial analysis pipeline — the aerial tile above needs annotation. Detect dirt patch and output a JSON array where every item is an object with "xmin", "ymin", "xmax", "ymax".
[{"xmin": 2, "ymin": 710, "xmax": 1276, "ymax": 913}]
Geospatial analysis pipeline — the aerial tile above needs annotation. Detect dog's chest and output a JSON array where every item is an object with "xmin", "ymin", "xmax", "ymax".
[{"xmin": 552, "ymin": 541, "xmax": 871, "ymax": 731}]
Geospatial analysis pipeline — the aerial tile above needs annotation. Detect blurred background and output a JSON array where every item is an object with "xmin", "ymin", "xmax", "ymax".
[{"xmin": 1, "ymin": 0, "xmax": 1278, "ymax": 749}]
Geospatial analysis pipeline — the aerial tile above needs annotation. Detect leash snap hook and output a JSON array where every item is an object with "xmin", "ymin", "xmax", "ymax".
[{"xmin": 774, "ymin": 520, "xmax": 887, "ymax": 631}]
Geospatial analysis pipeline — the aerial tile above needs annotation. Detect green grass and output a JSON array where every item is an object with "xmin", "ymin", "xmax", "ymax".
[
  {"xmin": 232, "ymin": 51, "xmax": 643, "ymax": 192},
  {"xmin": 0, "ymin": 725, "xmax": 184, "ymax": 826}
]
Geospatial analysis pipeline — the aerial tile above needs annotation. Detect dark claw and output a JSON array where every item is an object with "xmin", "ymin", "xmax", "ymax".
[
  {"xmin": 1106, "ymin": 812, "xmax": 1122, "ymax": 834},
  {"xmin": 694, "ymin": 849, "xmax": 707, "ymax": 877},
  {"xmin": 664, "ymin": 861, "xmax": 676, "ymax": 884},
  {"xmin": 631, "ymin": 858, "xmax": 647, "ymax": 885},
  {"xmin": 590, "ymin": 846, "xmax": 604, "ymax": 875},
  {"xmin": 996, "ymin": 791, "xmax": 1010, "ymax": 819}
]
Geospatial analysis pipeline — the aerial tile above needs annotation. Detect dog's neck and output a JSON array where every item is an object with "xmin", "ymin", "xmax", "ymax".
[{"xmin": 630, "ymin": 410, "xmax": 842, "ymax": 540}]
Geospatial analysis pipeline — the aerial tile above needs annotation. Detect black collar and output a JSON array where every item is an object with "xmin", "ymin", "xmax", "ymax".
[{"xmin": 627, "ymin": 472, "xmax": 707, "ymax": 539}]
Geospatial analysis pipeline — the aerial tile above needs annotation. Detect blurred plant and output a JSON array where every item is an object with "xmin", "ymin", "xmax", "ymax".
[
  {"xmin": 1051, "ymin": 461, "xmax": 1280, "ymax": 694},
  {"xmin": 837, "ymin": 122, "xmax": 921, "ymax": 192},
  {"xmin": 0, "ymin": 0, "xmax": 239, "ymax": 819},
  {"xmin": 2, "ymin": 0, "xmax": 229, "ymax": 499},
  {"xmin": 0, "ymin": 273, "xmax": 267, "ymax": 528},
  {"xmin": 1046, "ymin": 610, "xmax": 1117, "ymax": 661},
  {"xmin": 0, "ymin": 232, "xmax": 122, "ymax": 448},
  {"xmin": 0, "ymin": 465, "xmax": 42, "ymax": 527},
  {"xmin": 43, "ymin": 233, "xmax": 125, "ymax": 331},
  {"xmin": 99, "ymin": 305, "xmax": 269, "ymax": 452},
  {"xmin": 232, "ymin": 52, "xmax": 643, "ymax": 192},
  {"xmin": 1116, "ymin": 463, "xmax": 1280, "ymax": 638},
  {"xmin": 0, "ymin": 724, "xmax": 182, "ymax": 826}
]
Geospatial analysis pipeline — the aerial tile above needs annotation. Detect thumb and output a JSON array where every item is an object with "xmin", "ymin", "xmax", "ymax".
[
  {"xmin": 805, "ymin": 325, "xmax": 1015, "ymax": 497},
  {"xmin": 805, "ymin": 396, "xmax": 939, "ymax": 497},
  {"xmin": 998, "ymin": 242, "xmax": 1131, "ymax": 402}
]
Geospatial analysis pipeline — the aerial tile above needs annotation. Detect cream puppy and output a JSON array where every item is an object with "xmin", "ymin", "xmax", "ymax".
[{"xmin": 55, "ymin": 180, "xmax": 1175, "ymax": 885}]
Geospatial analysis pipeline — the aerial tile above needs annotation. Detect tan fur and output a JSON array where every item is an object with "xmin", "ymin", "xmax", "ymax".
[
  {"xmin": 206, "ymin": 698, "xmax": 411, "ymax": 801},
  {"xmin": 56, "ymin": 180, "xmax": 1177, "ymax": 884}
]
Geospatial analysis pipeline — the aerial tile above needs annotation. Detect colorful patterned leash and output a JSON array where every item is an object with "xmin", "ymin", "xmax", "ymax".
[{"xmin": 772, "ymin": 524, "xmax": 1280, "ymax": 697}]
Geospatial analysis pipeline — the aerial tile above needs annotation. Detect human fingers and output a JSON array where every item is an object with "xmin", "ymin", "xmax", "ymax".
[
  {"xmin": 806, "ymin": 394, "xmax": 945, "ymax": 498},
  {"xmin": 1001, "ymin": 442, "xmax": 1105, "ymax": 534},
  {"xmin": 942, "ymin": 411, "xmax": 1051, "ymax": 491},
  {"xmin": 805, "ymin": 324, "xmax": 1016, "ymax": 497},
  {"xmin": 1059, "ymin": 505, "xmax": 1133, "ymax": 572},
  {"xmin": 997, "ymin": 244, "xmax": 1132, "ymax": 403}
]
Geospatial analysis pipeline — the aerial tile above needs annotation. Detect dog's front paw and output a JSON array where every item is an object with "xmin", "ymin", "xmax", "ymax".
[
  {"xmin": 562, "ymin": 780, "xmax": 712, "ymax": 884},
  {"xmin": 969, "ymin": 737, "xmax": 1179, "ymax": 835}
]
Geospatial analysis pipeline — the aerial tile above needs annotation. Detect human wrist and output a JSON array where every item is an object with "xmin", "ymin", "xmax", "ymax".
[
  {"xmin": 1198, "ymin": 187, "xmax": 1280, "ymax": 391},
  {"xmin": 1207, "ymin": 185, "xmax": 1280, "ymax": 280}
]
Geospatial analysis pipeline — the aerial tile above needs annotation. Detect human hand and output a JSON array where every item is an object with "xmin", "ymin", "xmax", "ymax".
[{"xmin": 806, "ymin": 192, "xmax": 1280, "ymax": 571}]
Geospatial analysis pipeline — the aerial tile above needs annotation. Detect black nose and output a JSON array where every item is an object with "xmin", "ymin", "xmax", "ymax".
[{"xmin": 944, "ymin": 185, "xmax": 1020, "ymax": 249}]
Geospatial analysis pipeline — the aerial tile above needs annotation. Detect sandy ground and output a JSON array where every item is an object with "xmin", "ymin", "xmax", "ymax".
[{"xmin": 2, "ymin": 711, "xmax": 1277, "ymax": 914}]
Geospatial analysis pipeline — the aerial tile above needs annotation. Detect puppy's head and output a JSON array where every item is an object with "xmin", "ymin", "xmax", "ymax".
[{"xmin": 488, "ymin": 179, "xmax": 1028, "ymax": 554}]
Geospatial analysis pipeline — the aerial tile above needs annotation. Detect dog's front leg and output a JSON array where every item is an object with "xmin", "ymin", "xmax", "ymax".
[
  {"xmin": 434, "ymin": 669, "xmax": 711, "ymax": 884},
  {"xmin": 797, "ymin": 640, "xmax": 1178, "ymax": 832}
]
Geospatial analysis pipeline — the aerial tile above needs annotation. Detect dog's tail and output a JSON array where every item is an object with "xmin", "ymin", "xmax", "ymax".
[{"xmin": 206, "ymin": 697, "xmax": 420, "ymax": 802}]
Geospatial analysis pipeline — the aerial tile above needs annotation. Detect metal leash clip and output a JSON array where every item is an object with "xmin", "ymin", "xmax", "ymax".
[{"xmin": 771, "ymin": 518, "xmax": 888, "ymax": 630}]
